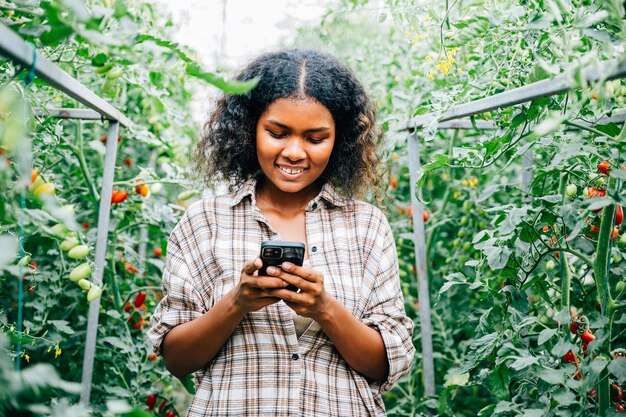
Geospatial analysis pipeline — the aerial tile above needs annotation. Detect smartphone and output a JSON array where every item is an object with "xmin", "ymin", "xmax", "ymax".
[{"xmin": 259, "ymin": 240, "xmax": 305, "ymax": 292}]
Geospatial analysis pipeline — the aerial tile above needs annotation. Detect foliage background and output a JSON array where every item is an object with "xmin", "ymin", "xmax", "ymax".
[{"xmin": 2, "ymin": 0, "xmax": 626, "ymax": 416}]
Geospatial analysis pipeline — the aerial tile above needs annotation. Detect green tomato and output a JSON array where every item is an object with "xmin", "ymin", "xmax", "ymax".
[
  {"xmin": 51, "ymin": 224, "xmax": 68, "ymax": 237},
  {"xmin": 621, "ymin": 233, "xmax": 626, "ymax": 244},
  {"xmin": 546, "ymin": 260, "xmax": 556, "ymax": 271},
  {"xmin": 106, "ymin": 67, "xmax": 123, "ymax": 80},
  {"xmin": 462, "ymin": 201, "xmax": 472, "ymax": 211},
  {"xmin": 595, "ymin": 177, "xmax": 606, "ymax": 186},
  {"xmin": 68, "ymin": 245, "xmax": 90, "ymax": 260},
  {"xmin": 617, "ymin": 281, "xmax": 626, "ymax": 293},
  {"xmin": 78, "ymin": 279, "xmax": 92, "ymax": 291},
  {"xmin": 463, "ymin": 242, "xmax": 472, "ymax": 251},
  {"xmin": 177, "ymin": 189, "xmax": 200, "ymax": 201},
  {"xmin": 87, "ymin": 285, "xmax": 103, "ymax": 302},
  {"xmin": 69, "ymin": 262, "xmax": 92, "ymax": 282},
  {"xmin": 60, "ymin": 238, "xmax": 79, "ymax": 252},
  {"xmin": 460, "ymin": 216, "xmax": 468, "ymax": 225},
  {"xmin": 565, "ymin": 184, "xmax": 577, "ymax": 197},
  {"xmin": 17, "ymin": 255, "xmax": 30, "ymax": 267}
]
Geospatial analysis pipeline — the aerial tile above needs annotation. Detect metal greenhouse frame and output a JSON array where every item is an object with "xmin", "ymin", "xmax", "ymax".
[
  {"xmin": 405, "ymin": 58, "xmax": 626, "ymax": 396},
  {"xmin": 0, "ymin": 23, "xmax": 132, "ymax": 405}
]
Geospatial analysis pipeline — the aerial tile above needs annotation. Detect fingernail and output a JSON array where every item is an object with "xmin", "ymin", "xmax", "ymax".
[
  {"xmin": 267, "ymin": 266, "xmax": 276, "ymax": 274},
  {"xmin": 282, "ymin": 262, "xmax": 292, "ymax": 270}
]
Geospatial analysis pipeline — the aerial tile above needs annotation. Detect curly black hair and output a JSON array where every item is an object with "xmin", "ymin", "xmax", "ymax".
[{"xmin": 194, "ymin": 48, "xmax": 383, "ymax": 200}]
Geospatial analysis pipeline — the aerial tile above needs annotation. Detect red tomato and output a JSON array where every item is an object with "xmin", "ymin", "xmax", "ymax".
[
  {"xmin": 390, "ymin": 175, "xmax": 398, "ymax": 189},
  {"xmin": 145, "ymin": 394, "xmax": 157, "ymax": 410},
  {"xmin": 588, "ymin": 186, "xmax": 607, "ymax": 198},
  {"xmin": 617, "ymin": 404, "xmax": 625, "ymax": 412},
  {"xmin": 134, "ymin": 292, "xmax": 146, "ymax": 308},
  {"xmin": 423, "ymin": 209, "xmax": 429, "ymax": 222},
  {"xmin": 581, "ymin": 330, "xmax": 596, "ymax": 343},
  {"xmin": 154, "ymin": 247, "xmax": 163, "ymax": 257},
  {"xmin": 158, "ymin": 399, "xmax": 167, "ymax": 413},
  {"xmin": 612, "ymin": 384, "xmax": 623, "ymax": 402},
  {"xmin": 563, "ymin": 351, "xmax": 577, "ymax": 364},
  {"xmin": 166, "ymin": 411, "xmax": 175, "ymax": 417},
  {"xmin": 148, "ymin": 353, "xmax": 157, "ymax": 361},
  {"xmin": 135, "ymin": 184, "xmax": 149, "ymax": 197},
  {"xmin": 124, "ymin": 158, "xmax": 132, "ymax": 167},
  {"xmin": 123, "ymin": 302, "xmax": 132, "ymax": 313},
  {"xmin": 125, "ymin": 264, "xmax": 138, "ymax": 274},
  {"xmin": 617, "ymin": 206, "xmax": 624, "ymax": 226},
  {"xmin": 598, "ymin": 160, "xmax": 611, "ymax": 175},
  {"xmin": 111, "ymin": 190, "xmax": 129, "ymax": 204}
]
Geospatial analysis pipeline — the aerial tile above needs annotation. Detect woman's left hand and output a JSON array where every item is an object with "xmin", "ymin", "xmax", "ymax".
[{"xmin": 265, "ymin": 262, "xmax": 333, "ymax": 321}]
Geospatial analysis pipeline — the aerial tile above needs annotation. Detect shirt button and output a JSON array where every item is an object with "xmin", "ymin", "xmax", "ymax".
[
  {"xmin": 311, "ymin": 246, "xmax": 317, "ymax": 253},
  {"xmin": 312, "ymin": 202, "xmax": 318, "ymax": 210},
  {"xmin": 292, "ymin": 353, "xmax": 300, "ymax": 361}
]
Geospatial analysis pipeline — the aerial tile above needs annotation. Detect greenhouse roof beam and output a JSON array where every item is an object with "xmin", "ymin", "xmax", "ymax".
[
  {"xmin": 0, "ymin": 24, "xmax": 132, "ymax": 127},
  {"xmin": 34, "ymin": 108, "xmax": 104, "ymax": 120},
  {"xmin": 407, "ymin": 59, "xmax": 626, "ymax": 130},
  {"xmin": 433, "ymin": 111, "xmax": 626, "ymax": 132}
]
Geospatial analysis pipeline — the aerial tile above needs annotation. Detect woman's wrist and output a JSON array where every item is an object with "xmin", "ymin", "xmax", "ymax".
[{"xmin": 312, "ymin": 293, "xmax": 341, "ymax": 325}]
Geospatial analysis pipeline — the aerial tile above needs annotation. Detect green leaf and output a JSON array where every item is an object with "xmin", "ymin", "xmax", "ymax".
[
  {"xmin": 609, "ymin": 358, "xmax": 626, "ymax": 383},
  {"xmin": 538, "ymin": 328, "xmax": 558, "ymax": 345},
  {"xmin": 552, "ymin": 388, "xmax": 576, "ymax": 406},
  {"xmin": 417, "ymin": 154, "xmax": 450, "ymax": 187},
  {"xmin": 509, "ymin": 355, "xmax": 538, "ymax": 370},
  {"xmin": 450, "ymin": 332, "xmax": 499, "ymax": 374},
  {"xmin": 49, "ymin": 320, "xmax": 74, "ymax": 335},
  {"xmin": 444, "ymin": 372, "xmax": 470, "ymax": 387},
  {"xmin": 490, "ymin": 364, "xmax": 510, "ymax": 400},
  {"xmin": 185, "ymin": 63, "xmax": 259, "ymax": 95},
  {"xmin": 536, "ymin": 367, "xmax": 565, "ymax": 385}
]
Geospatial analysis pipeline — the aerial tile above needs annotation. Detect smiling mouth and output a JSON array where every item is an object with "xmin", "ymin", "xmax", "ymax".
[{"xmin": 278, "ymin": 165, "xmax": 306, "ymax": 175}]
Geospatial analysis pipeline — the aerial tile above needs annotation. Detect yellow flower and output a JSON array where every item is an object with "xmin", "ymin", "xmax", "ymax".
[
  {"xmin": 417, "ymin": 35, "xmax": 423, "ymax": 41},
  {"xmin": 447, "ymin": 57, "xmax": 457, "ymax": 64},
  {"xmin": 410, "ymin": 39, "xmax": 417, "ymax": 46},
  {"xmin": 20, "ymin": 352, "xmax": 30, "ymax": 363},
  {"xmin": 437, "ymin": 61, "xmax": 451, "ymax": 76},
  {"xmin": 424, "ymin": 16, "xmax": 431, "ymax": 23},
  {"xmin": 426, "ymin": 72, "xmax": 434, "ymax": 80},
  {"xmin": 55, "ymin": 346, "xmax": 62, "ymax": 358},
  {"xmin": 425, "ymin": 55, "xmax": 432, "ymax": 61},
  {"xmin": 461, "ymin": 179, "xmax": 469, "ymax": 186},
  {"xmin": 458, "ymin": 67, "xmax": 463, "ymax": 74},
  {"xmin": 404, "ymin": 31, "xmax": 411, "ymax": 37},
  {"xmin": 453, "ymin": 191, "xmax": 462, "ymax": 199}
]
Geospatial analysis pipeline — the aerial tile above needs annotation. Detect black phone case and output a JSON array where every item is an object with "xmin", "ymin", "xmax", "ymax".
[{"xmin": 259, "ymin": 241, "xmax": 305, "ymax": 291}]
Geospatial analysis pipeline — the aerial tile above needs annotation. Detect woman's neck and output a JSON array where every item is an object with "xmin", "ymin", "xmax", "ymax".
[{"xmin": 255, "ymin": 176, "xmax": 322, "ymax": 214}]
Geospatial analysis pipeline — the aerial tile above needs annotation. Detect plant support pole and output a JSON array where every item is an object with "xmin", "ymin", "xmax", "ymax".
[
  {"xmin": 80, "ymin": 120, "xmax": 120, "ymax": 405},
  {"xmin": 407, "ymin": 132, "xmax": 436, "ymax": 396}
]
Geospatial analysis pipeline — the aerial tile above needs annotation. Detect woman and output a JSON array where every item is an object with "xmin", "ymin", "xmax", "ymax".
[{"xmin": 148, "ymin": 49, "xmax": 415, "ymax": 417}]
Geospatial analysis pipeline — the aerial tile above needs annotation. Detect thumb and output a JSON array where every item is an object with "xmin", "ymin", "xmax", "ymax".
[{"xmin": 243, "ymin": 257, "xmax": 262, "ymax": 275}]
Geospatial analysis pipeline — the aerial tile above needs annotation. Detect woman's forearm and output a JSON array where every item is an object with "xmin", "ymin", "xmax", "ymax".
[
  {"xmin": 316, "ymin": 297, "xmax": 389, "ymax": 382},
  {"xmin": 162, "ymin": 290, "xmax": 246, "ymax": 378}
]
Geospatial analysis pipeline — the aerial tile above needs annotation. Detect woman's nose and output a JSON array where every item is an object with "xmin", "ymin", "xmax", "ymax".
[{"xmin": 281, "ymin": 137, "xmax": 306, "ymax": 161}]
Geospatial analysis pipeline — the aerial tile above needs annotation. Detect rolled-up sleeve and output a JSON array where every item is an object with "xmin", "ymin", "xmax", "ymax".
[
  {"xmin": 361, "ymin": 214, "xmax": 415, "ymax": 393},
  {"xmin": 147, "ymin": 231, "xmax": 205, "ymax": 356}
]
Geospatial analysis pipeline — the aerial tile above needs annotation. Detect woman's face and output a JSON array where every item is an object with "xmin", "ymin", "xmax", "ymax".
[{"xmin": 256, "ymin": 97, "xmax": 335, "ymax": 196}]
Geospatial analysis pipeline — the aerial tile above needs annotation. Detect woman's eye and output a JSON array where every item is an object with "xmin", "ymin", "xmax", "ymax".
[
  {"xmin": 308, "ymin": 138, "xmax": 325, "ymax": 144},
  {"xmin": 267, "ymin": 130, "xmax": 286, "ymax": 139}
]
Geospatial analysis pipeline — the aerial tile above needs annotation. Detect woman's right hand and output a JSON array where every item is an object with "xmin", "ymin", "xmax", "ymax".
[{"xmin": 232, "ymin": 258, "xmax": 288, "ymax": 313}]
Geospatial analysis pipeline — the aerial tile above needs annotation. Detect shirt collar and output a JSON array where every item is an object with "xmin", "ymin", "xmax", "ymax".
[{"xmin": 229, "ymin": 177, "xmax": 347, "ymax": 208}]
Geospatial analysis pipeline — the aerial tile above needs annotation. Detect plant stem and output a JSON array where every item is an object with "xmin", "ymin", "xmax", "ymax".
[
  {"xmin": 595, "ymin": 177, "xmax": 616, "ymax": 417},
  {"xmin": 71, "ymin": 121, "xmax": 100, "ymax": 203},
  {"xmin": 558, "ymin": 172, "xmax": 572, "ymax": 312}
]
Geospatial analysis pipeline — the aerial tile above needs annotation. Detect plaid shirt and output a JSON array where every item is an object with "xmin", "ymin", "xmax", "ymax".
[{"xmin": 147, "ymin": 178, "xmax": 415, "ymax": 416}]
